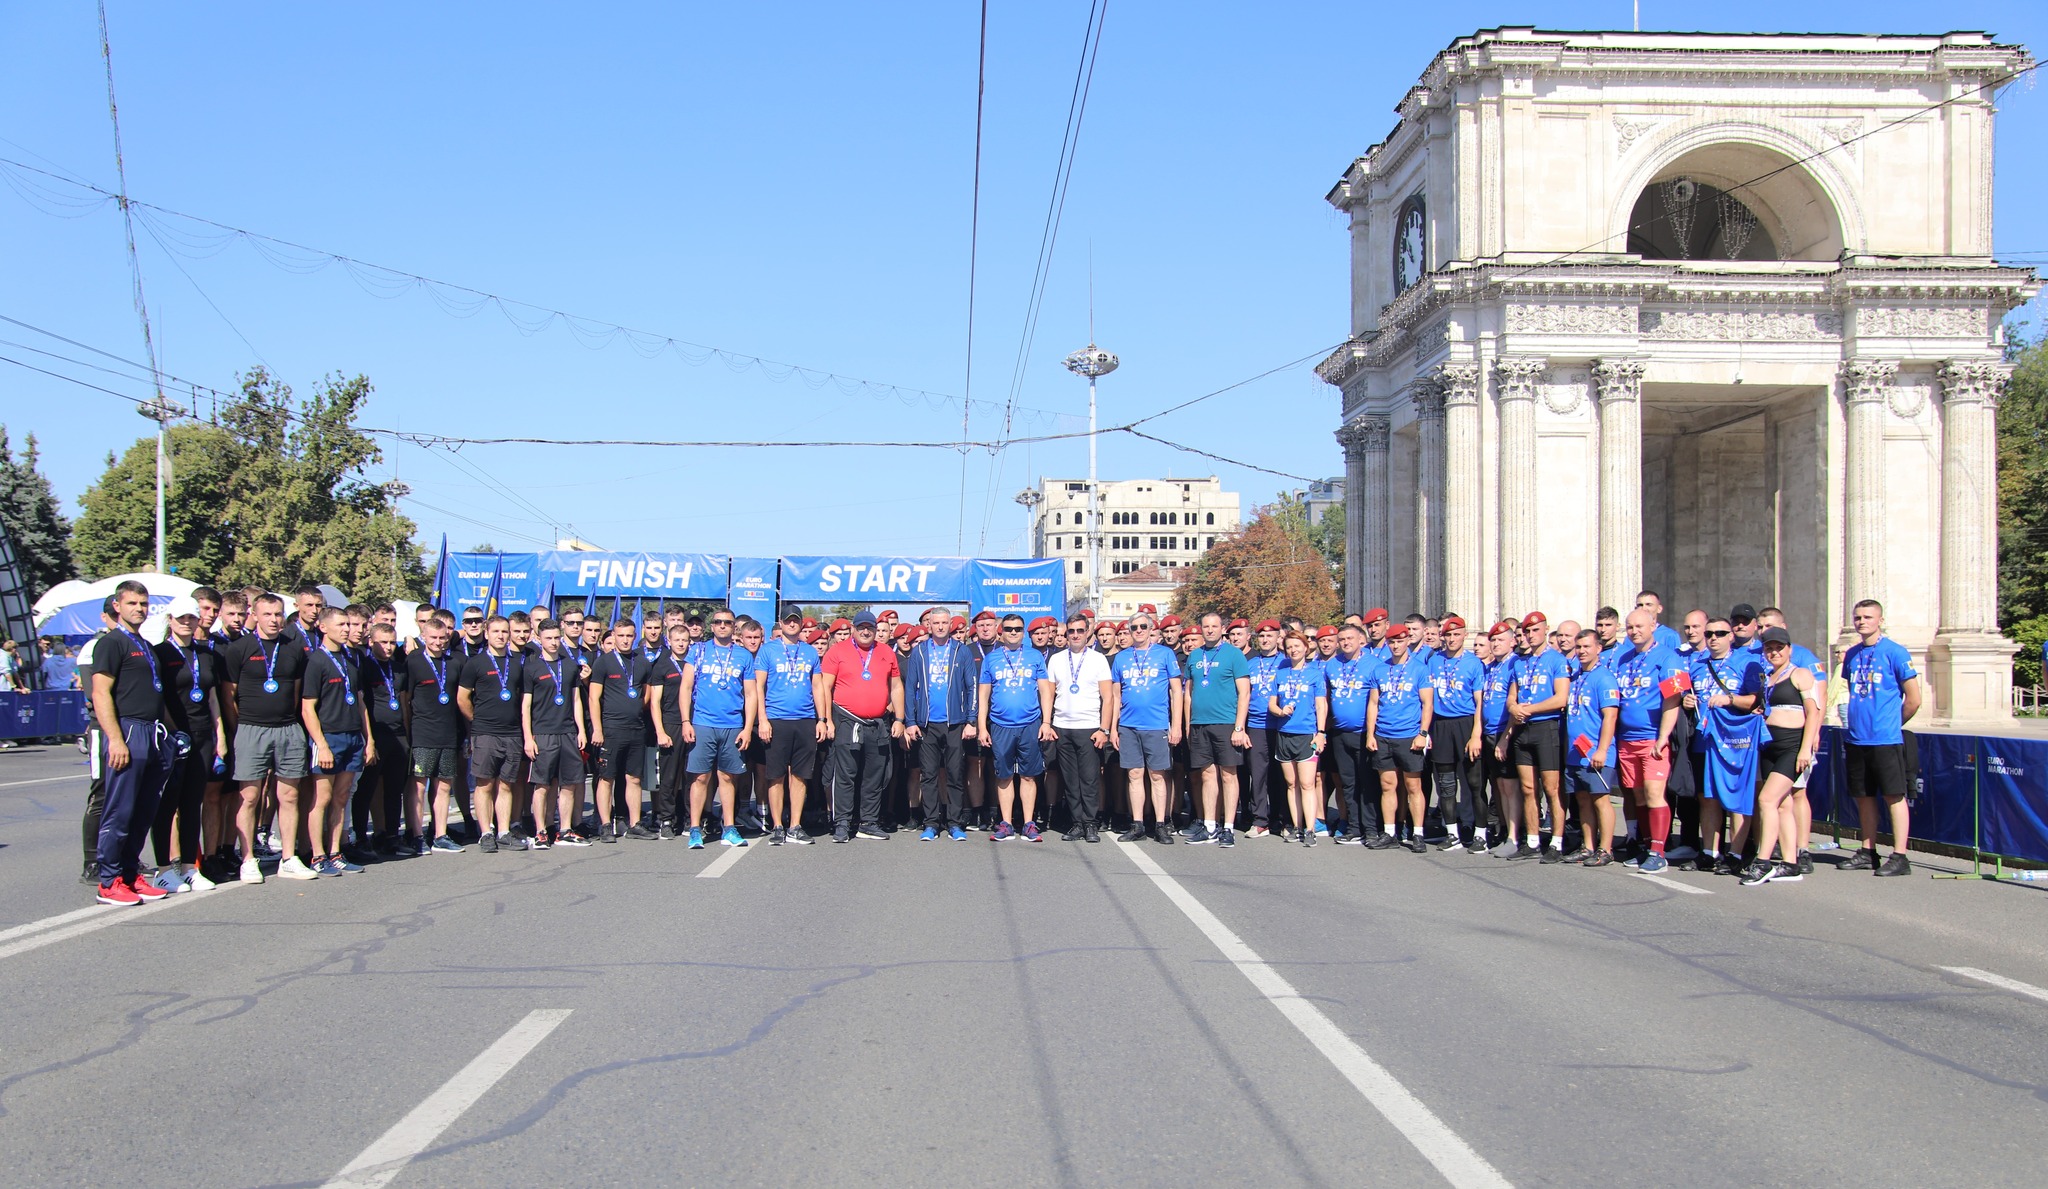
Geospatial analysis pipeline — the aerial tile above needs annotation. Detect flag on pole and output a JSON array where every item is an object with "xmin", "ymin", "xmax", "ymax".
[
  {"xmin": 485, "ymin": 554, "xmax": 505, "ymax": 615},
  {"xmin": 430, "ymin": 534, "xmax": 450, "ymax": 606}
]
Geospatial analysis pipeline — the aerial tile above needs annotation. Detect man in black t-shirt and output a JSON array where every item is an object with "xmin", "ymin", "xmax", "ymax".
[
  {"xmin": 587, "ymin": 620, "xmax": 651, "ymax": 842},
  {"xmin": 358, "ymin": 621, "xmax": 413, "ymax": 854},
  {"xmin": 407, "ymin": 613, "xmax": 467, "ymax": 851},
  {"xmin": 89, "ymin": 581, "xmax": 175, "ymax": 905},
  {"xmin": 459, "ymin": 615, "xmax": 525, "ymax": 853},
  {"xmin": 152, "ymin": 596, "xmax": 227, "ymax": 888},
  {"xmin": 303, "ymin": 608, "xmax": 377, "ymax": 876},
  {"xmin": 74, "ymin": 603, "xmax": 117, "ymax": 883},
  {"xmin": 221, "ymin": 593, "xmax": 311, "ymax": 884},
  {"xmin": 523, "ymin": 620, "xmax": 587, "ymax": 846}
]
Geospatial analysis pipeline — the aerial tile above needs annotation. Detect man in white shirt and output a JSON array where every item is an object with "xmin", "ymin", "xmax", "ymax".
[{"xmin": 1048, "ymin": 614, "xmax": 1115, "ymax": 842}]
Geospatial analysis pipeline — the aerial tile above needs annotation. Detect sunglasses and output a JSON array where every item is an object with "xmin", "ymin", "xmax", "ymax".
[
  {"xmin": 1704, "ymin": 629, "xmax": 1732, "ymax": 638},
  {"xmin": 1000, "ymin": 625, "xmax": 1024, "ymax": 633},
  {"xmin": 710, "ymin": 618, "xmax": 735, "ymax": 626},
  {"xmin": 1066, "ymin": 627, "xmax": 1089, "ymax": 635}
]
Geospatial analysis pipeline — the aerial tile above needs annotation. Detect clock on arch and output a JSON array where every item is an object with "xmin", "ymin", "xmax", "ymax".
[{"xmin": 1391, "ymin": 193, "xmax": 1427, "ymax": 294}]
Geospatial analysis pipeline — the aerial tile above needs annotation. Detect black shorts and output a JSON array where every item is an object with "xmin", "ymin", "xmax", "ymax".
[
  {"xmin": 1510, "ymin": 724, "xmax": 1563, "ymax": 773},
  {"xmin": 1275, "ymin": 732, "xmax": 1317, "ymax": 763},
  {"xmin": 1430, "ymin": 715, "xmax": 1476, "ymax": 768},
  {"xmin": 470, "ymin": 734, "xmax": 524, "ymax": 783},
  {"xmin": 412, "ymin": 745, "xmax": 459, "ymax": 782},
  {"xmin": 598, "ymin": 734, "xmax": 645, "ymax": 785},
  {"xmin": 530, "ymin": 733, "xmax": 586, "ymax": 786},
  {"xmin": 1481, "ymin": 732, "xmax": 1513, "ymax": 783},
  {"xmin": 762, "ymin": 719, "xmax": 818, "ymax": 783},
  {"xmin": 1761, "ymin": 725, "xmax": 1803, "ymax": 781},
  {"xmin": 1187, "ymin": 722, "xmax": 1242, "ymax": 768},
  {"xmin": 1374, "ymin": 737, "xmax": 1427, "ymax": 774},
  {"xmin": 1843, "ymin": 739, "xmax": 1910, "ymax": 800}
]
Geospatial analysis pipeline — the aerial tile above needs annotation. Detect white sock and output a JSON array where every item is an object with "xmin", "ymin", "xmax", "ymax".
[
  {"xmin": 1383, "ymin": 824, "xmax": 1396, "ymax": 836},
  {"xmin": 1473, "ymin": 829, "xmax": 1488, "ymax": 845},
  {"xmin": 1526, "ymin": 834, "xmax": 1540, "ymax": 847},
  {"xmin": 1549, "ymin": 835, "xmax": 1564, "ymax": 850}
]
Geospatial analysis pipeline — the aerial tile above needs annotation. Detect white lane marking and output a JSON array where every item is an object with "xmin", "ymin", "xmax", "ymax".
[
  {"xmin": 1631, "ymin": 872, "xmax": 1712, "ymax": 895},
  {"xmin": 324, "ymin": 1008, "xmax": 572, "ymax": 1189},
  {"xmin": 0, "ymin": 880, "xmax": 249, "ymax": 961},
  {"xmin": 1939, "ymin": 966, "xmax": 2048, "ymax": 1006},
  {"xmin": 697, "ymin": 839, "xmax": 756, "ymax": 878},
  {"xmin": 1111, "ymin": 838, "xmax": 1511, "ymax": 1189},
  {"xmin": 0, "ymin": 773, "xmax": 87, "ymax": 789}
]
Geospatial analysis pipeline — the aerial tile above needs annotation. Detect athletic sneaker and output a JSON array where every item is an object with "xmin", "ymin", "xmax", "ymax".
[
  {"xmin": 239, "ymin": 858, "xmax": 265, "ymax": 884},
  {"xmin": 1738, "ymin": 861, "xmax": 1779, "ymax": 886},
  {"xmin": 1583, "ymin": 850, "xmax": 1614, "ymax": 868},
  {"xmin": 479, "ymin": 833, "xmax": 499, "ymax": 854},
  {"xmin": 991, "ymin": 821, "xmax": 1015, "ymax": 841},
  {"xmin": 431, "ymin": 835, "xmax": 463, "ymax": 853},
  {"xmin": 1562, "ymin": 848, "xmax": 1593, "ymax": 864},
  {"xmin": 1301, "ymin": 829, "xmax": 1316, "ymax": 847},
  {"xmin": 857, "ymin": 826, "xmax": 889, "ymax": 840},
  {"xmin": 1439, "ymin": 836, "xmax": 1465, "ymax": 853},
  {"xmin": 278, "ymin": 856, "xmax": 319, "ymax": 880},
  {"xmin": 657, "ymin": 823, "xmax": 676, "ymax": 840},
  {"xmin": 1117, "ymin": 825, "xmax": 1149, "ymax": 843},
  {"xmin": 1022, "ymin": 822, "xmax": 1042, "ymax": 842},
  {"xmin": 1245, "ymin": 825, "xmax": 1269, "ymax": 839},
  {"xmin": 1714, "ymin": 853, "xmax": 1743, "ymax": 877},
  {"xmin": 1217, "ymin": 827, "xmax": 1235, "ymax": 848},
  {"xmin": 1335, "ymin": 831, "xmax": 1366, "ymax": 846},
  {"xmin": 1876, "ymin": 852, "xmax": 1912, "ymax": 877},
  {"xmin": 1771, "ymin": 862, "xmax": 1804, "ymax": 883},
  {"xmin": 686, "ymin": 827, "xmax": 704, "ymax": 849},
  {"xmin": 786, "ymin": 826, "xmax": 815, "ymax": 845},
  {"xmin": 1539, "ymin": 847, "xmax": 1564, "ymax": 865},
  {"xmin": 1507, "ymin": 843, "xmax": 1541, "ymax": 861},
  {"xmin": 96, "ymin": 879, "xmax": 141, "ymax": 906},
  {"xmin": 150, "ymin": 865, "xmax": 189, "ymax": 894},
  {"xmin": 556, "ymin": 831, "xmax": 590, "ymax": 847},
  {"xmin": 625, "ymin": 822, "xmax": 659, "ymax": 841},
  {"xmin": 1312, "ymin": 819, "xmax": 1331, "ymax": 836},
  {"xmin": 1796, "ymin": 850, "xmax": 1814, "ymax": 876},
  {"xmin": 1152, "ymin": 824, "xmax": 1175, "ymax": 845},
  {"xmin": 832, "ymin": 826, "xmax": 851, "ymax": 843},
  {"xmin": 948, "ymin": 825, "xmax": 967, "ymax": 842},
  {"xmin": 186, "ymin": 867, "xmax": 217, "ymax": 891},
  {"xmin": 1184, "ymin": 822, "xmax": 1212, "ymax": 844},
  {"xmin": 1843, "ymin": 848, "xmax": 1879, "ymax": 871},
  {"xmin": 721, "ymin": 826, "xmax": 747, "ymax": 848},
  {"xmin": 920, "ymin": 826, "xmax": 939, "ymax": 842},
  {"xmin": 1639, "ymin": 853, "xmax": 1669, "ymax": 874},
  {"xmin": 131, "ymin": 874, "xmax": 171, "ymax": 901},
  {"xmin": 531, "ymin": 833, "xmax": 553, "ymax": 851},
  {"xmin": 1402, "ymin": 837, "xmax": 1428, "ymax": 854},
  {"xmin": 1364, "ymin": 833, "xmax": 1399, "ymax": 850}
]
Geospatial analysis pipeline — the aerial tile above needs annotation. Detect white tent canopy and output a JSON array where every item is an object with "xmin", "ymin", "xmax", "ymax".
[{"xmin": 33, "ymin": 572, "xmax": 200, "ymax": 622}]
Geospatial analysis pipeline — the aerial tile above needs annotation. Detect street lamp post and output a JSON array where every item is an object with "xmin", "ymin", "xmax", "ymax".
[
  {"xmin": 1014, "ymin": 487, "xmax": 1043, "ymax": 556},
  {"xmin": 1061, "ymin": 344, "xmax": 1118, "ymax": 612},
  {"xmin": 134, "ymin": 394, "xmax": 186, "ymax": 574}
]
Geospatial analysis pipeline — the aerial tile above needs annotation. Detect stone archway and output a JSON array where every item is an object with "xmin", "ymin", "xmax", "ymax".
[{"xmin": 1615, "ymin": 127, "xmax": 1858, "ymax": 260}]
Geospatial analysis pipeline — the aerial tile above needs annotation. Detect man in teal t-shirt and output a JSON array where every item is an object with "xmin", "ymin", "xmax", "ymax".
[{"xmin": 1183, "ymin": 613, "xmax": 1251, "ymax": 847}]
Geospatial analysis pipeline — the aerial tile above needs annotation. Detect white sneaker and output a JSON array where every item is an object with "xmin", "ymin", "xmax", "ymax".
[
  {"xmin": 277, "ymin": 856, "xmax": 319, "ymax": 880},
  {"xmin": 150, "ymin": 865, "xmax": 189, "ymax": 894},
  {"xmin": 239, "ymin": 858, "xmax": 264, "ymax": 885},
  {"xmin": 186, "ymin": 867, "xmax": 217, "ymax": 891}
]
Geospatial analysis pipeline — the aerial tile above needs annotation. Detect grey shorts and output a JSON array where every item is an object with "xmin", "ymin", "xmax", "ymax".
[
  {"xmin": 233, "ymin": 721, "xmax": 308, "ymax": 782},
  {"xmin": 687, "ymin": 724, "xmax": 746, "ymax": 775},
  {"xmin": 471, "ymin": 733, "xmax": 524, "ymax": 783},
  {"xmin": 1117, "ymin": 728, "xmax": 1171, "ymax": 772},
  {"xmin": 413, "ymin": 745, "xmax": 459, "ymax": 782},
  {"xmin": 530, "ymin": 733, "xmax": 586, "ymax": 786}
]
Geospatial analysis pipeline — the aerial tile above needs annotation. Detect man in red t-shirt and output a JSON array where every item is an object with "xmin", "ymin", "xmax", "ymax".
[{"xmin": 820, "ymin": 610, "xmax": 905, "ymax": 842}]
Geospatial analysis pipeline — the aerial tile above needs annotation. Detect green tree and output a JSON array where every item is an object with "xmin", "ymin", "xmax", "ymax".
[
  {"xmin": 1999, "ymin": 332, "xmax": 2048, "ymax": 627},
  {"xmin": 1309, "ymin": 500, "xmax": 1345, "ymax": 595},
  {"xmin": 1173, "ymin": 498, "xmax": 1339, "ymax": 625},
  {"xmin": 0, "ymin": 426, "xmax": 74, "ymax": 595},
  {"xmin": 72, "ymin": 422, "xmax": 240, "ymax": 581}
]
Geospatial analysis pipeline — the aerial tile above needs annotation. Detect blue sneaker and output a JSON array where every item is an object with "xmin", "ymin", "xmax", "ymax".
[
  {"xmin": 920, "ymin": 826, "xmax": 939, "ymax": 841},
  {"xmin": 687, "ymin": 827, "xmax": 705, "ymax": 849},
  {"xmin": 722, "ymin": 826, "xmax": 746, "ymax": 848},
  {"xmin": 430, "ymin": 835, "xmax": 463, "ymax": 853},
  {"xmin": 1312, "ymin": 819, "xmax": 1330, "ymax": 837},
  {"xmin": 991, "ymin": 821, "xmax": 1015, "ymax": 841},
  {"xmin": 1639, "ymin": 853, "xmax": 1669, "ymax": 873},
  {"xmin": 949, "ymin": 825, "xmax": 968, "ymax": 841}
]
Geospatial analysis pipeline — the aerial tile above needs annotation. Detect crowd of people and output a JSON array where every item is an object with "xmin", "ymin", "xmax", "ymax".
[{"xmin": 66, "ymin": 578, "xmax": 1923, "ymax": 906}]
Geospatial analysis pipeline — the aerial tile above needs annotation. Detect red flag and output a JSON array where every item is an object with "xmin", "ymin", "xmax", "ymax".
[
  {"xmin": 1660, "ymin": 670, "xmax": 1692, "ymax": 696},
  {"xmin": 1573, "ymin": 733, "xmax": 1596, "ymax": 756}
]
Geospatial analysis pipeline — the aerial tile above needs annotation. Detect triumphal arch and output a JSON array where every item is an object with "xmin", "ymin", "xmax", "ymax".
[{"xmin": 1321, "ymin": 28, "xmax": 2037, "ymax": 722}]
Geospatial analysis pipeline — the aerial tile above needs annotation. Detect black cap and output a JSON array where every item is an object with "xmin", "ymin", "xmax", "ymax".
[
  {"xmin": 1757, "ymin": 626, "xmax": 1793, "ymax": 647},
  {"xmin": 1729, "ymin": 603, "xmax": 1757, "ymax": 623},
  {"xmin": 779, "ymin": 605, "xmax": 804, "ymax": 624}
]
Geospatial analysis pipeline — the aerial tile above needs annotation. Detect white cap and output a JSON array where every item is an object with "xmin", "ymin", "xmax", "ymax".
[{"xmin": 165, "ymin": 595, "xmax": 202, "ymax": 620}]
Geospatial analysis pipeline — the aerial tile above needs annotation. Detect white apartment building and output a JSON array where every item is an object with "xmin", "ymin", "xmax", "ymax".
[{"xmin": 1029, "ymin": 476, "xmax": 1241, "ymax": 591}]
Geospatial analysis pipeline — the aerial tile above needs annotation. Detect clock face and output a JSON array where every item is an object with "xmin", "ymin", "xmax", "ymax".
[{"xmin": 1392, "ymin": 196, "xmax": 1426, "ymax": 293}]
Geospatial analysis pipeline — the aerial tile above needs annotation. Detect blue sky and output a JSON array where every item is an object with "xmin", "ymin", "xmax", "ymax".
[{"xmin": 4, "ymin": 1, "xmax": 2045, "ymax": 565}]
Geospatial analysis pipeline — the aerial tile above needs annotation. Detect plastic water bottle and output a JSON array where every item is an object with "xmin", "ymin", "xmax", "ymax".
[
  {"xmin": 1812, "ymin": 839, "xmax": 1840, "ymax": 851},
  {"xmin": 2007, "ymin": 870, "xmax": 2048, "ymax": 882}
]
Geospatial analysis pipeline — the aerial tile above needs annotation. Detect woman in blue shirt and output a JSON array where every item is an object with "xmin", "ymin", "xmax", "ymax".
[{"xmin": 1269, "ymin": 632, "xmax": 1327, "ymax": 846}]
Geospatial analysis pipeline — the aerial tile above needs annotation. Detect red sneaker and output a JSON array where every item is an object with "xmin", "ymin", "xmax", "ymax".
[
  {"xmin": 96, "ymin": 879, "xmax": 141, "ymax": 906},
  {"xmin": 129, "ymin": 874, "xmax": 171, "ymax": 901}
]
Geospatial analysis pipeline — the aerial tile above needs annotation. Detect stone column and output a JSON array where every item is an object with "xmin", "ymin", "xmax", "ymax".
[
  {"xmin": 1437, "ymin": 363, "xmax": 1483, "ymax": 619},
  {"xmin": 1929, "ymin": 360, "xmax": 2016, "ymax": 721},
  {"xmin": 1839, "ymin": 359, "xmax": 1897, "ymax": 614},
  {"xmin": 1336, "ymin": 415, "xmax": 1392, "ymax": 612},
  {"xmin": 1412, "ymin": 375, "xmax": 1447, "ymax": 614},
  {"xmin": 1494, "ymin": 358, "xmax": 1546, "ymax": 617},
  {"xmin": 1593, "ymin": 358, "xmax": 1646, "ymax": 615}
]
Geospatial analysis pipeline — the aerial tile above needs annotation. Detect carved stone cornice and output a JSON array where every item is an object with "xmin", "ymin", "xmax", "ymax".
[
  {"xmin": 1335, "ymin": 415, "xmax": 1392, "ymax": 456},
  {"xmin": 1640, "ymin": 308, "xmax": 1842, "ymax": 340},
  {"xmin": 1433, "ymin": 362, "xmax": 1482, "ymax": 407},
  {"xmin": 1506, "ymin": 304, "xmax": 1636, "ymax": 335},
  {"xmin": 1839, "ymin": 359, "xmax": 1900, "ymax": 405},
  {"xmin": 1937, "ymin": 360, "xmax": 2013, "ymax": 409},
  {"xmin": 1316, "ymin": 339, "xmax": 1371, "ymax": 388},
  {"xmin": 1853, "ymin": 307, "xmax": 1990, "ymax": 339},
  {"xmin": 1493, "ymin": 357, "xmax": 1547, "ymax": 403},
  {"xmin": 1592, "ymin": 359, "xmax": 1646, "ymax": 404},
  {"xmin": 1410, "ymin": 376, "xmax": 1447, "ymax": 422}
]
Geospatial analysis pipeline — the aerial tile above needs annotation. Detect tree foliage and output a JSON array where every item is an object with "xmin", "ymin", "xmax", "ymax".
[
  {"xmin": 1999, "ymin": 332, "xmax": 2048, "ymax": 628},
  {"xmin": 71, "ymin": 368, "xmax": 429, "ymax": 603},
  {"xmin": 1172, "ymin": 497, "xmax": 1339, "ymax": 625},
  {"xmin": 0, "ymin": 426, "xmax": 74, "ymax": 597}
]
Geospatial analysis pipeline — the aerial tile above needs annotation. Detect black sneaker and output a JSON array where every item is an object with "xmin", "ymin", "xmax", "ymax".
[
  {"xmin": 598, "ymin": 826, "xmax": 618, "ymax": 843},
  {"xmin": 1796, "ymin": 850, "xmax": 1814, "ymax": 876},
  {"xmin": 1583, "ymin": 849, "xmax": 1614, "ymax": 868},
  {"xmin": 1118, "ymin": 825, "xmax": 1149, "ymax": 843},
  {"xmin": 1714, "ymin": 853, "xmax": 1743, "ymax": 877},
  {"xmin": 1063, "ymin": 825, "xmax": 1086, "ymax": 841},
  {"xmin": 480, "ymin": 833, "xmax": 499, "ymax": 854},
  {"xmin": 769, "ymin": 828, "xmax": 785, "ymax": 846},
  {"xmin": 857, "ymin": 826, "xmax": 889, "ymax": 841},
  {"xmin": 832, "ymin": 826, "xmax": 851, "ymax": 843},
  {"xmin": 1335, "ymin": 831, "xmax": 1366, "ymax": 846},
  {"xmin": 657, "ymin": 823, "xmax": 676, "ymax": 840},
  {"xmin": 625, "ymin": 823, "xmax": 658, "ymax": 840},
  {"xmin": 1739, "ymin": 861, "xmax": 1777, "ymax": 886},
  {"xmin": 1539, "ymin": 847, "xmax": 1564, "ymax": 864},
  {"xmin": 785, "ymin": 826, "xmax": 815, "ymax": 845},
  {"xmin": 1695, "ymin": 852, "xmax": 1719, "ymax": 873},
  {"xmin": 1771, "ymin": 861, "xmax": 1803, "ymax": 883},
  {"xmin": 1507, "ymin": 842, "xmax": 1540, "ymax": 861},
  {"xmin": 1153, "ymin": 824, "xmax": 1175, "ymax": 845},
  {"xmin": 1217, "ymin": 827, "xmax": 1236, "ymax": 848},
  {"xmin": 1561, "ymin": 847, "xmax": 1593, "ymax": 864},
  {"xmin": 1402, "ymin": 837, "xmax": 1427, "ymax": 854},
  {"xmin": 1875, "ymin": 852, "xmax": 1912, "ymax": 877},
  {"xmin": 1843, "ymin": 848, "xmax": 1878, "ymax": 871}
]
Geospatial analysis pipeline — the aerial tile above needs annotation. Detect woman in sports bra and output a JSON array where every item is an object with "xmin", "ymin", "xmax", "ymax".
[{"xmin": 1743, "ymin": 627, "xmax": 1822, "ymax": 887}]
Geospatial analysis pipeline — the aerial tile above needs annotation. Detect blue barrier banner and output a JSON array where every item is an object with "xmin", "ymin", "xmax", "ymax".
[
  {"xmin": 0, "ymin": 690, "xmax": 88, "ymax": 739},
  {"xmin": 545, "ymin": 552, "xmax": 730, "ymax": 599},
  {"xmin": 1979, "ymin": 736, "xmax": 2048, "ymax": 864},
  {"xmin": 728, "ymin": 558, "xmax": 780, "ymax": 615},
  {"xmin": 446, "ymin": 553, "xmax": 501, "ymax": 613},
  {"xmin": 969, "ymin": 559, "xmax": 1067, "ymax": 618},
  {"xmin": 1913, "ymin": 732, "xmax": 1980, "ymax": 851},
  {"xmin": 491, "ymin": 553, "xmax": 542, "ymax": 614},
  {"xmin": 778, "ymin": 557, "xmax": 971, "ymax": 602}
]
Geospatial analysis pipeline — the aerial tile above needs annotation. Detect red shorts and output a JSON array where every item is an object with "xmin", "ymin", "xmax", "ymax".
[{"xmin": 1617, "ymin": 738, "xmax": 1671, "ymax": 788}]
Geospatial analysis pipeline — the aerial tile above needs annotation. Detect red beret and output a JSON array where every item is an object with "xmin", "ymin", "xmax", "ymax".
[
  {"xmin": 1158, "ymin": 614, "xmax": 1181, "ymax": 628},
  {"xmin": 1488, "ymin": 620, "xmax": 1518, "ymax": 637},
  {"xmin": 1137, "ymin": 603, "xmax": 1158, "ymax": 615},
  {"xmin": 878, "ymin": 610, "xmax": 899, "ymax": 622},
  {"xmin": 1255, "ymin": 618, "xmax": 1283, "ymax": 632},
  {"xmin": 973, "ymin": 610, "xmax": 998, "ymax": 623},
  {"xmin": 950, "ymin": 615, "xmax": 968, "ymax": 631},
  {"xmin": 1029, "ymin": 616, "xmax": 1058, "ymax": 631},
  {"xmin": 801, "ymin": 617, "xmax": 817, "ymax": 628},
  {"xmin": 829, "ymin": 618, "xmax": 852, "ymax": 632},
  {"xmin": 1440, "ymin": 615, "xmax": 1465, "ymax": 631},
  {"xmin": 1228, "ymin": 618, "xmax": 1248, "ymax": 629},
  {"xmin": 1385, "ymin": 623, "xmax": 1410, "ymax": 641},
  {"xmin": 1362, "ymin": 607, "xmax": 1390, "ymax": 625},
  {"xmin": 1315, "ymin": 625, "xmax": 1338, "ymax": 639},
  {"xmin": 1079, "ymin": 608, "xmax": 1095, "ymax": 618},
  {"xmin": 892, "ymin": 624, "xmax": 913, "ymax": 639},
  {"xmin": 1520, "ymin": 611, "xmax": 1548, "ymax": 629}
]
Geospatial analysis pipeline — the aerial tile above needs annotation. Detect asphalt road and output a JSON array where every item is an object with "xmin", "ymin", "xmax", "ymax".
[{"xmin": 1, "ymin": 741, "xmax": 2045, "ymax": 1188}]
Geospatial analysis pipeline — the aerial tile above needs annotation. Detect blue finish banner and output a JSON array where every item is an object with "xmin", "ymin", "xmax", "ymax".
[
  {"xmin": 1913, "ymin": 732, "xmax": 1980, "ymax": 850},
  {"xmin": 728, "ymin": 558, "xmax": 780, "ymax": 614},
  {"xmin": 777, "ymin": 557, "xmax": 971, "ymax": 602},
  {"xmin": 969, "ymin": 559, "xmax": 1067, "ymax": 618},
  {"xmin": 544, "ymin": 552, "xmax": 730, "ymax": 600},
  {"xmin": 1979, "ymin": 737, "xmax": 2048, "ymax": 864}
]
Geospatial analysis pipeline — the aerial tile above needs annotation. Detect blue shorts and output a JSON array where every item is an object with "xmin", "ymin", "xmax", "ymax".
[
  {"xmin": 314, "ymin": 731, "xmax": 366, "ymax": 774},
  {"xmin": 1700, "ymin": 726, "xmax": 1760, "ymax": 815},
  {"xmin": 687, "ymin": 724, "xmax": 745, "ymax": 775},
  {"xmin": 1117, "ymin": 727, "xmax": 1171, "ymax": 772},
  {"xmin": 1566, "ymin": 765, "xmax": 1613, "ymax": 796},
  {"xmin": 988, "ymin": 722, "xmax": 1045, "ymax": 780}
]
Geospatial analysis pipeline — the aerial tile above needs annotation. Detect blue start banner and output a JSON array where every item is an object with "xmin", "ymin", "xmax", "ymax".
[
  {"xmin": 728, "ymin": 558, "xmax": 780, "ymax": 614},
  {"xmin": 777, "ymin": 557, "xmax": 973, "ymax": 602},
  {"xmin": 968, "ymin": 559, "xmax": 1067, "ymax": 618},
  {"xmin": 544, "ymin": 551, "xmax": 730, "ymax": 599}
]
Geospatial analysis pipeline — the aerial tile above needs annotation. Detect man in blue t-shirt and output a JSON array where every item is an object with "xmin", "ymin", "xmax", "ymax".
[
  {"xmin": 1479, "ymin": 621, "xmax": 1519, "ymax": 853},
  {"xmin": 1242, "ymin": 619, "xmax": 1288, "ymax": 837},
  {"xmin": 1109, "ymin": 614, "xmax": 1183, "ymax": 844},
  {"xmin": 1840, "ymin": 599, "xmax": 1922, "ymax": 876},
  {"xmin": 1631, "ymin": 590, "xmax": 1686, "ymax": 653},
  {"xmin": 1612, "ymin": 607, "xmax": 1687, "ymax": 872},
  {"xmin": 1686, "ymin": 617, "xmax": 1764, "ymax": 874},
  {"xmin": 1427, "ymin": 615, "xmax": 1487, "ymax": 851},
  {"xmin": 1502, "ymin": 612, "xmax": 1571, "ymax": 861},
  {"xmin": 978, "ymin": 614, "xmax": 1055, "ymax": 841},
  {"xmin": 1565, "ymin": 630, "xmax": 1621, "ymax": 864},
  {"xmin": 679, "ymin": 609, "xmax": 757, "ymax": 849},
  {"xmin": 1321, "ymin": 624, "xmax": 1381, "ymax": 843},
  {"xmin": 1365, "ymin": 625, "xmax": 1434, "ymax": 852},
  {"xmin": 753, "ymin": 608, "xmax": 826, "ymax": 845},
  {"xmin": 1183, "ymin": 613, "xmax": 1251, "ymax": 847}
]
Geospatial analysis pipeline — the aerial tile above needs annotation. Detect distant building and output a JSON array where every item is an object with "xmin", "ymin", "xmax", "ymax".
[
  {"xmin": 1029, "ymin": 476, "xmax": 1241, "ymax": 592},
  {"xmin": 1098, "ymin": 563, "xmax": 1189, "ymax": 618},
  {"xmin": 1302, "ymin": 478, "xmax": 1342, "ymax": 527}
]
